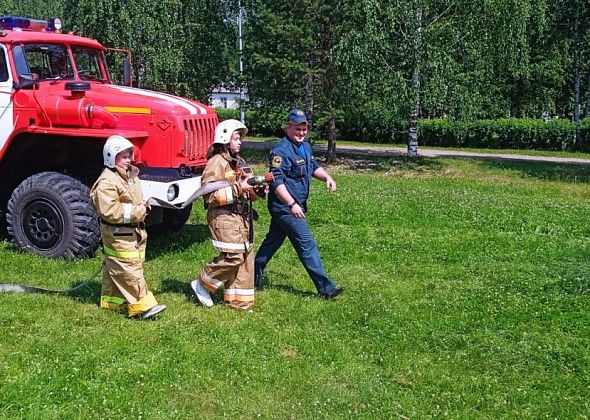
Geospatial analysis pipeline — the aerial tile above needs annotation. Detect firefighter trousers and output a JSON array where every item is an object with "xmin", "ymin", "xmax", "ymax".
[
  {"xmin": 199, "ymin": 249, "xmax": 255, "ymax": 310},
  {"xmin": 100, "ymin": 255, "xmax": 158, "ymax": 317}
]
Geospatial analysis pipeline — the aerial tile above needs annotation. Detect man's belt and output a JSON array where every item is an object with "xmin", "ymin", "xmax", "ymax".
[{"xmin": 100, "ymin": 218, "xmax": 145, "ymax": 229}]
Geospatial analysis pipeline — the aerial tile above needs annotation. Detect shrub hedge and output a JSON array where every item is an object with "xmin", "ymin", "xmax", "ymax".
[
  {"xmin": 216, "ymin": 108, "xmax": 590, "ymax": 152},
  {"xmin": 216, "ymin": 108, "xmax": 285, "ymax": 138},
  {"xmin": 419, "ymin": 118, "xmax": 590, "ymax": 152}
]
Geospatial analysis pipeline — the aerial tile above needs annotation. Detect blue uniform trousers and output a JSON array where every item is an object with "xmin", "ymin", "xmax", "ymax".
[{"xmin": 254, "ymin": 212, "xmax": 337, "ymax": 295}]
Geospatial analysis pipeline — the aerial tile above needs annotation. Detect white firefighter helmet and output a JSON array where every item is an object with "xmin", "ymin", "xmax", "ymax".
[
  {"xmin": 103, "ymin": 135, "xmax": 134, "ymax": 168},
  {"xmin": 213, "ymin": 119, "xmax": 248, "ymax": 145}
]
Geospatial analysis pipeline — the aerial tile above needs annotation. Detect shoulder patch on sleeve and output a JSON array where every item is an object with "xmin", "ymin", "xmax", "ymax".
[{"xmin": 271, "ymin": 155, "xmax": 283, "ymax": 167}]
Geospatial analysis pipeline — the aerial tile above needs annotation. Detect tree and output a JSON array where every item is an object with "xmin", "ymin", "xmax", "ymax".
[
  {"xmin": 67, "ymin": 0, "xmax": 232, "ymax": 101},
  {"xmin": 244, "ymin": 0, "xmax": 352, "ymax": 162},
  {"xmin": 337, "ymin": 0, "xmax": 553, "ymax": 152},
  {"xmin": 548, "ymin": 0, "xmax": 590, "ymax": 146}
]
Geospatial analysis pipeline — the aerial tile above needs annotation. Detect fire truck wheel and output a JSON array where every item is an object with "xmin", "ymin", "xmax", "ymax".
[
  {"xmin": 149, "ymin": 204, "xmax": 193, "ymax": 235},
  {"xmin": 6, "ymin": 172, "xmax": 101, "ymax": 259}
]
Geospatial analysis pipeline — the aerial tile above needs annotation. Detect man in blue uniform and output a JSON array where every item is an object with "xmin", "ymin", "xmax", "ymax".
[{"xmin": 254, "ymin": 108, "xmax": 344, "ymax": 299}]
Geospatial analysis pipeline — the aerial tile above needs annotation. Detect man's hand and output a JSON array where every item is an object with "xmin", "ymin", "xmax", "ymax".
[
  {"xmin": 313, "ymin": 168, "xmax": 336, "ymax": 192},
  {"xmin": 326, "ymin": 176, "xmax": 337, "ymax": 192},
  {"xmin": 290, "ymin": 203, "xmax": 306, "ymax": 219}
]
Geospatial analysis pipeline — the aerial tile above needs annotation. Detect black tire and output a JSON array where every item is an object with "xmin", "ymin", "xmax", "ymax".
[
  {"xmin": 6, "ymin": 172, "xmax": 100, "ymax": 259},
  {"xmin": 148, "ymin": 204, "xmax": 193, "ymax": 236}
]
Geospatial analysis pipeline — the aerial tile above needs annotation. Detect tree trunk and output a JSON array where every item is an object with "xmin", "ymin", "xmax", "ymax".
[
  {"xmin": 573, "ymin": 2, "xmax": 581, "ymax": 149},
  {"xmin": 326, "ymin": 116, "xmax": 337, "ymax": 163},
  {"xmin": 321, "ymin": 19, "xmax": 337, "ymax": 163},
  {"xmin": 305, "ymin": 52, "xmax": 315, "ymax": 132},
  {"xmin": 574, "ymin": 47, "xmax": 580, "ymax": 149},
  {"xmin": 408, "ymin": 3, "xmax": 422, "ymax": 157}
]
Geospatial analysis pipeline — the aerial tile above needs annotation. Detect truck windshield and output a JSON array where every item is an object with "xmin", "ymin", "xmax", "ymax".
[
  {"xmin": 71, "ymin": 46, "xmax": 107, "ymax": 81},
  {"xmin": 20, "ymin": 44, "xmax": 74, "ymax": 80}
]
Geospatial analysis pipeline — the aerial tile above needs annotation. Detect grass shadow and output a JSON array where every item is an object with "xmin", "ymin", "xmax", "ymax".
[
  {"xmin": 242, "ymin": 140, "xmax": 445, "ymax": 174},
  {"xmin": 328, "ymin": 148, "xmax": 590, "ymax": 183},
  {"xmin": 258, "ymin": 274, "xmax": 317, "ymax": 298},
  {"xmin": 476, "ymin": 158, "xmax": 590, "ymax": 183},
  {"xmin": 147, "ymin": 223, "xmax": 210, "ymax": 259},
  {"xmin": 551, "ymin": 278, "xmax": 590, "ymax": 296},
  {"xmin": 160, "ymin": 278, "xmax": 230, "ymax": 305},
  {"xmin": 68, "ymin": 279, "xmax": 101, "ymax": 304},
  {"xmin": 333, "ymin": 152, "xmax": 445, "ymax": 174},
  {"xmin": 269, "ymin": 283, "xmax": 317, "ymax": 298},
  {"xmin": 0, "ymin": 217, "xmax": 8, "ymax": 241},
  {"xmin": 160, "ymin": 277, "xmax": 194, "ymax": 300}
]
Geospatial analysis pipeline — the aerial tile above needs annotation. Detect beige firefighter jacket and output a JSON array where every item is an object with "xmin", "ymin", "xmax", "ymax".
[
  {"xmin": 90, "ymin": 165, "xmax": 148, "ymax": 258},
  {"xmin": 203, "ymin": 152, "xmax": 256, "ymax": 253}
]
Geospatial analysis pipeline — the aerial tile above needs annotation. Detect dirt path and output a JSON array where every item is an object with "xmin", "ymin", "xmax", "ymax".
[{"xmin": 244, "ymin": 140, "xmax": 590, "ymax": 166}]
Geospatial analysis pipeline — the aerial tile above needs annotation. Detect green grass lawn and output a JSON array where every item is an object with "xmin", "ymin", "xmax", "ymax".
[{"xmin": 1, "ymin": 151, "xmax": 589, "ymax": 418}]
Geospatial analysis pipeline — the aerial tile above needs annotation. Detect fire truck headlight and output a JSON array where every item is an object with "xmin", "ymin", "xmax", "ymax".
[{"xmin": 167, "ymin": 184, "xmax": 179, "ymax": 202}]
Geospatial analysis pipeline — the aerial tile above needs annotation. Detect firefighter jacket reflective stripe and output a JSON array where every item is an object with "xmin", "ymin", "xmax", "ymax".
[
  {"xmin": 202, "ymin": 152, "xmax": 252, "ymax": 253},
  {"xmin": 90, "ymin": 165, "xmax": 157, "ymax": 317},
  {"xmin": 268, "ymin": 136, "xmax": 320, "ymax": 215}
]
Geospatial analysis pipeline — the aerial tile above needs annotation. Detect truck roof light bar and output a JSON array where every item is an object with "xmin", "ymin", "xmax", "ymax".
[{"xmin": 0, "ymin": 16, "xmax": 62, "ymax": 33}]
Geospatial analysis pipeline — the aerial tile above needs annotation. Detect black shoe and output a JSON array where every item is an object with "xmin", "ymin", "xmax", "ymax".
[
  {"xmin": 140, "ymin": 304, "xmax": 167, "ymax": 320},
  {"xmin": 255, "ymin": 275, "xmax": 266, "ymax": 290},
  {"xmin": 320, "ymin": 287, "xmax": 344, "ymax": 300}
]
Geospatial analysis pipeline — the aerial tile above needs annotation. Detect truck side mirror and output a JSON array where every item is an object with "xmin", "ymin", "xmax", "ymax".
[
  {"xmin": 14, "ymin": 73, "xmax": 39, "ymax": 90},
  {"xmin": 123, "ymin": 57, "xmax": 131, "ymax": 87},
  {"xmin": 105, "ymin": 47, "xmax": 133, "ymax": 86}
]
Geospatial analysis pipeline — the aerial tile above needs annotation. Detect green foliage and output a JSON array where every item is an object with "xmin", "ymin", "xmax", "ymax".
[
  {"xmin": 215, "ymin": 108, "xmax": 240, "ymax": 122},
  {"xmin": 3, "ymin": 0, "xmax": 590, "ymax": 150},
  {"xmin": 245, "ymin": 108, "xmax": 288, "ymax": 138},
  {"xmin": 216, "ymin": 108, "xmax": 285, "ymax": 137},
  {"xmin": 217, "ymin": 108, "xmax": 291, "ymax": 139},
  {"xmin": 243, "ymin": 0, "xmax": 313, "ymax": 107},
  {"xmin": 1, "ymin": 154, "xmax": 590, "ymax": 417},
  {"xmin": 243, "ymin": 0, "xmax": 353, "ymax": 159},
  {"xmin": 419, "ymin": 118, "xmax": 590, "ymax": 151},
  {"xmin": 65, "ymin": 0, "xmax": 231, "ymax": 100},
  {"xmin": 0, "ymin": 0, "xmax": 65, "ymax": 18},
  {"xmin": 243, "ymin": 108, "xmax": 590, "ymax": 154},
  {"xmin": 330, "ymin": 107, "xmax": 407, "ymax": 144}
]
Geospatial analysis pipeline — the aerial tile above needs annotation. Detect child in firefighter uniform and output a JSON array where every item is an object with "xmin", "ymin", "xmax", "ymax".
[
  {"xmin": 191, "ymin": 119, "xmax": 261, "ymax": 311},
  {"xmin": 90, "ymin": 135, "xmax": 166, "ymax": 320}
]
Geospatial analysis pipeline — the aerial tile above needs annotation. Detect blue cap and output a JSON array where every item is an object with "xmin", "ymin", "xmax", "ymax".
[{"xmin": 287, "ymin": 108, "xmax": 308, "ymax": 124}]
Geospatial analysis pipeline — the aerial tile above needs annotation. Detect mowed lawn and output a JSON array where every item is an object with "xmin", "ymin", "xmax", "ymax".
[{"xmin": 1, "ymin": 151, "xmax": 589, "ymax": 418}]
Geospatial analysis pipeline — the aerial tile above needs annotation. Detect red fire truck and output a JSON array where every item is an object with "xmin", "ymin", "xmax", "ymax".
[{"xmin": 0, "ymin": 16, "xmax": 217, "ymax": 258}]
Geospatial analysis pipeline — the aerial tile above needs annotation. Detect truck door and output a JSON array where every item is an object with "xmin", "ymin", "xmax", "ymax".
[{"xmin": 0, "ymin": 44, "xmax": 13, "ymax": 152}]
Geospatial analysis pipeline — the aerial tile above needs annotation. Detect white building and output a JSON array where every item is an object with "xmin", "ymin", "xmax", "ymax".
[{"xmin": 209, "ymin": 87, "xmax": 249, "ymax": 109}]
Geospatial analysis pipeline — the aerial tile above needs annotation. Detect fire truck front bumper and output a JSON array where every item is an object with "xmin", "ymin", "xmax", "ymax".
[{"xmin": 139, "ymin": 176, "xmax": 202, "ymax": 207}]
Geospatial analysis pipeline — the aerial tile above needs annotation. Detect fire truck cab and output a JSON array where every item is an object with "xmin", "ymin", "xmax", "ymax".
[{"xmin": 0, "ymin": 16, "xmax": 217, "ymax": 258}]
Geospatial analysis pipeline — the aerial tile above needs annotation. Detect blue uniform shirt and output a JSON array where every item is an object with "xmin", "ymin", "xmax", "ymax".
[{"xmin": 268, "ymin": 136, "xmax": 320, "ymax": 214}]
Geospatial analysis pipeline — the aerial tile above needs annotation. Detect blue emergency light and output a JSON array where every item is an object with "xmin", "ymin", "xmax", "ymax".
[{"xmin": 0, "ymin": 16, "xmax": 62, "ymax": 32}]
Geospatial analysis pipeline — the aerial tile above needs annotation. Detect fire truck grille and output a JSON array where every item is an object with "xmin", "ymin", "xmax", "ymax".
[{"xmin": 182, "ymin": 116, "xmax": 215, "ymax": 160}]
